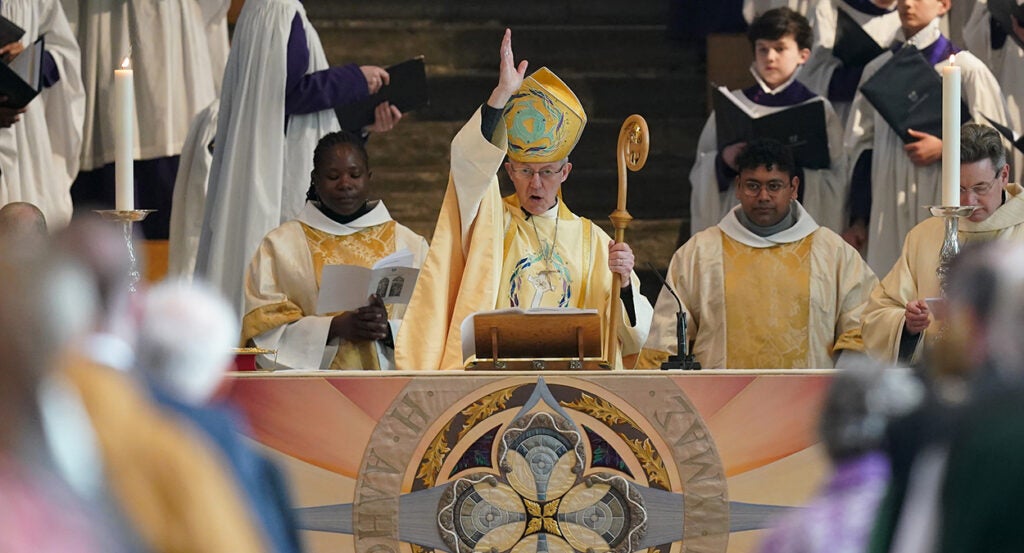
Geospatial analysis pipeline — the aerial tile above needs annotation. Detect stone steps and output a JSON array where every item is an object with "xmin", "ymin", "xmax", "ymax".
[
  {"xmin": 303, "ymin": 1, "xmax": 669, "ymax": 25},
  {"xmin": 314, "ymin": 21, "xmax": 693, "ymax": 73}
]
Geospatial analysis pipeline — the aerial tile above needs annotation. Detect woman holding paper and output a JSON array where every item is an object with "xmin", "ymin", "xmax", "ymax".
[{"xmin": 241, "ymin": 131, "xmax": 428, "ymax": 371}]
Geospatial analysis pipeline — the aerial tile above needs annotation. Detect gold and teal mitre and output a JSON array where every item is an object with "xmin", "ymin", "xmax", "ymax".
[{"xmin": 502, "ymin": 67, "xmax": 587, "ymax": 163}]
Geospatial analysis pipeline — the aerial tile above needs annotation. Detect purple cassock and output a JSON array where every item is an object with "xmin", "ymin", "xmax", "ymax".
[{"xmin": 754, "ymin": 452, "xmax": 891, "ymax": 553}]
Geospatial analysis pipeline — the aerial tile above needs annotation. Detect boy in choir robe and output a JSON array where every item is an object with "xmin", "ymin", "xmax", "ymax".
[
  {"xmin": 196, "ymin": 0, "xmax": 401, "ymax": 314},
  {"xmin": 395, "ymin": 30, "xmax": 653, "ymax": 370},
  {"xmin": 689, "ymin": 7, "xmax": 849, "ymax": 237},
  {"xmin": 862, "ymin": 124, "xmax": 1024, "ymax": 364},
  {"xmin": 800, "ymin": 0, "xmax": 901, "ymax": 124},
  {"xmin": 962, "ymin": 0, "xmax": 1024, "ymax": 183},
  {"xmin": 640, "ymin": 138, "xmax": 877, "ymax": 369},
  {"xmin": 243, "ymin": 131, "xmax": 428, "ymax": 371},
  {"xmin": 844, "ymin": 0, "xmax": 1009, "ymax": 274},
  {"xmin": 0, "ymin": 0, "xmax": 84, "ymax": 230}
]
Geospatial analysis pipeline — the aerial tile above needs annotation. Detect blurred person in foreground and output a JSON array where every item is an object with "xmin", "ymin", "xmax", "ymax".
[
  {"xmin": 932, "ymin": 241, "xmax": 1024, "ymax": 552},
  {"xmin": 868, "ymin": 242, "xmax": 1024, "ymax": 553},
  {"xmin": 52, "ymin": 216, "xmax": 270, "ymax": 553},
  {"xmin": 136, "ymin": 279, "xmax": 303, "ymax": 553},
  {"xmin": 0, "ymin": 227, "xmax": 114, "ymax": 552},
  {"xmin": 755, "ymin": 361, "xmax": 922, "ymax": 553}
]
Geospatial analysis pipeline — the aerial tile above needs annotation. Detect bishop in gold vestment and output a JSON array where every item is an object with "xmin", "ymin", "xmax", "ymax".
[{"xmin": 395, "ymin": 31, "xmax": 652, "ymax": 370}]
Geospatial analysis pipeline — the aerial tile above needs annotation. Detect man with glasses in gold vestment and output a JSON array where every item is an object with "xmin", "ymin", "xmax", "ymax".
[
  {"xmin": 638, "ymin": 138, "xmax": 877, "ymax": 369},
  {"xmin": 862, "ymin": 123, "xmax": 1024, "ymax": 364},
  {"xmin": 396, "ymin": 29, "xmax": 652, "ymax": 370}
]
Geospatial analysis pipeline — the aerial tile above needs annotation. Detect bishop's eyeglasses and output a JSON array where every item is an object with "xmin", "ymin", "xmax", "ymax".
[{"xmin": 508, "ymin": 162, "xmax": 568, "ymax": 182}]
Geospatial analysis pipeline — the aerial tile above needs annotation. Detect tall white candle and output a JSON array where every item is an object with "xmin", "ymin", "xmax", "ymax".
[
  {"xmin": 114, "ymin": 56, "xmax": 135, "ymax": 211},
  {"xmin": 941, "ymin": 55, "xmax": 961, "ymax": 207}
]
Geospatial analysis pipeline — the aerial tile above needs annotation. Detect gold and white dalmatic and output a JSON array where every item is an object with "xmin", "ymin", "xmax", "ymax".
[
  {"xmin": 639, "ymin": 203, "xmax": 877, "ymax": 369},
  {"xmin": 863, "ymin": 183, "xmax": 1024, "ymax": 363},
  {"xmin": 242, "ymin": 202, "xmax": 428, "ymax": 370},
  {"xmin": 395, "ymin": 109, "xmax": 652, "ymax": 370}
]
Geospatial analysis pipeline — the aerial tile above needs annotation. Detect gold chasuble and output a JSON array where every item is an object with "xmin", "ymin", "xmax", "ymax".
[
  {"xmin": 638, "ymin": 203, "xmax": 876, "ymax": 369},
  {"xmin": 243, "ymin": 202, "xmax": 429, "ymax": 370},
  {"xmin": 395, "ymin": 110, "xmax": 652, "ymax": 370},
  {"xmin": 721, "ymin": 233, "xmax": 813, "ymax": 368},
  {"xmin": 863, "ymin": 183, "xmax": 1024, "ymax": 363}
]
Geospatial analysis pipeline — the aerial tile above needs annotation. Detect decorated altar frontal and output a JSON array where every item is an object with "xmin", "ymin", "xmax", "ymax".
[{"xmin": 226, "ymin": 370, "xmax": 834, "ymax": 553}]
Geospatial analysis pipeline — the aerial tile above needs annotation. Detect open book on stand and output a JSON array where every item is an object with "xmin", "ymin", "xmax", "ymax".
[
  {"xmin": 316, "ymin": 249, "xmax": 419, "ymax": 314},
  {"xmin": 713, "ymin": 86, "xmax": 831, "ymax": 169},
  {"xmin": 335, "ymin": 56, "xmax": 428, "ymax": 131},
  {"xmin": 833, "ymin": 7, "xmax": 886, "ymax": 67},
  {"xmin": 860, "ymin": 45, "xmax": 970, "ymax": 143},
  {"xmin": 0, "ymin": 36, "xmax": 43, "ymax": 109}
]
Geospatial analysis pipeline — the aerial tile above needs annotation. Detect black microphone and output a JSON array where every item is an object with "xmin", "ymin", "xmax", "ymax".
[{"xmin": 647, "ymin": 263, "xmax": 701, "ymax": 370}]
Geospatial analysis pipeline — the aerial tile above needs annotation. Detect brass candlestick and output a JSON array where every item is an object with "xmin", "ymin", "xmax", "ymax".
[{"xmin": 94, "ymin": 209, "xmax": 155, "ymax": 293}]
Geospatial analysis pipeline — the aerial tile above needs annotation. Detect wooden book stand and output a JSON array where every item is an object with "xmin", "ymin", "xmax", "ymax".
[{"xmin": 465, "ymin": 310, "xmax": 610, "ymax": 371}]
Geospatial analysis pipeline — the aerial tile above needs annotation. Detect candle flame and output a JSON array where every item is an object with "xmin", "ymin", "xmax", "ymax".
[
  {"xmin": 948, "ymin": 54, "xmax": 956, "ymax": 65},
  {"xmin": 120, "ymin": 57, "xmax": 131, "ymax": 70}
]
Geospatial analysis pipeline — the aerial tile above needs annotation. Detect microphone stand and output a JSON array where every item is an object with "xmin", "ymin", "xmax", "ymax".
[{"xmin": 647, "ymin": 263, "xmax": 701, "ymax": 370}]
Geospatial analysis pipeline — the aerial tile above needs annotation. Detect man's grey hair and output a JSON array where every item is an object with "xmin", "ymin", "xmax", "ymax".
[
  {"xmin": 134, "ymin": 279, "xmax": 239, "ymax": 405},
  {"xmin": 961, "ymin": 123, "xmax": 1007, "ymax": 172}
]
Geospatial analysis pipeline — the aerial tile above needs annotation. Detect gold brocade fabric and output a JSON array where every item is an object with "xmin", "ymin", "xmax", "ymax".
[
  {"xmin": 722, "ymin": 232, "xmax": 814, "ymax": 369},
  {"xmin": 302, "ymin": 222, "xmax": 397, "ymax": 370}
]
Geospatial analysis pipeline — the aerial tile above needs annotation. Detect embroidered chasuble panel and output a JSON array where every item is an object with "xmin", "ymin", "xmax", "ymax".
[
  {"xmin": 721, "ymin": 233, "xmax": 814, "ymax": 368},
  {"xmin": 497, "ymin": 212, "xmax": 593, "ymax": 310},
  {"xmin": 302, "ymin": 221, "xmax": 397, "ymax": 370}
]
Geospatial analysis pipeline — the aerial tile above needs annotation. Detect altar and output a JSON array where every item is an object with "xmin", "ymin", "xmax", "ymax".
[{"xmin": 226, "ymin": 370, "xmax": 834, "ymax": 553}]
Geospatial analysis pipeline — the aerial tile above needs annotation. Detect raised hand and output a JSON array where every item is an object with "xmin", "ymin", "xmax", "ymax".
[{"xmin": 487, "ymin": 28, "xmax": 529, "ymax": 109}]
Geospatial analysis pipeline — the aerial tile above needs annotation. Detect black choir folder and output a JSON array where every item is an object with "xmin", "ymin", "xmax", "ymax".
[
  {"xmin": 989, "ymin": 0, "xmax": 1024, "ymax": 50},
  {"xmin": 0, "ymin": 14, "xmax": 26, "ymax": 47},
  {"xmin": 0, "ymin": 36, "xmax": 44, "ymax": 109},
  {"xmin": 860, "ymin": 45, "xmax": 969, "ymax": 144},
  {"xmin": 833, "ymin": 7, "xmax": 886, "ymax": 67},
  {"xmin": 335, "ymin": 56, "xmax": 428, "ymax": 131},
  {"xmin": 713, "ymin": 87, "xmax": 831, "ymax": 169}
]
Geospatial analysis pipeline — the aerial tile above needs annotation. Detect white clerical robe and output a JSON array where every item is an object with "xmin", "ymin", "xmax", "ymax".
[
  {"xmin": 641, "ymin": 203, "xmax": 877, "ymax": 369},
  {"xmin": 0, "ymin": 0, "xmax": 84, "ymax": 229},
  {"xmin": 862, "ymin": 183, "xmax": 1024, "ymax": 363},
  {"xmin": 801, "ymin": 0, "xmax": 901, "ymax": 123},
  {"xmin": 196, "ymin": 0, "xmax": 340, "ymax": 314},
  {"xmin": 689, "ymin": 74, "xmax": 848, "ymax": 236},
  {"xmin": 243, "ymin": 202, "xmax": 428, "ymax": 371},
  {"xmin": 395, "ymin": 109, "xmax": 653, "ymax": 370},
  {"xmin": 963, "ymin": 0, "xmax": 1024, "ymax": 184},
  {"xmin": 845, "ymin": 20, "xmax": 1010, "ymax": 275},
  {"xmin": 72, "ymin": 0, "xmax": 225, "ymax": 169},
  {"xmin": 168, "ymin": 101, "xmax": 218, "ymax": 280}
]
